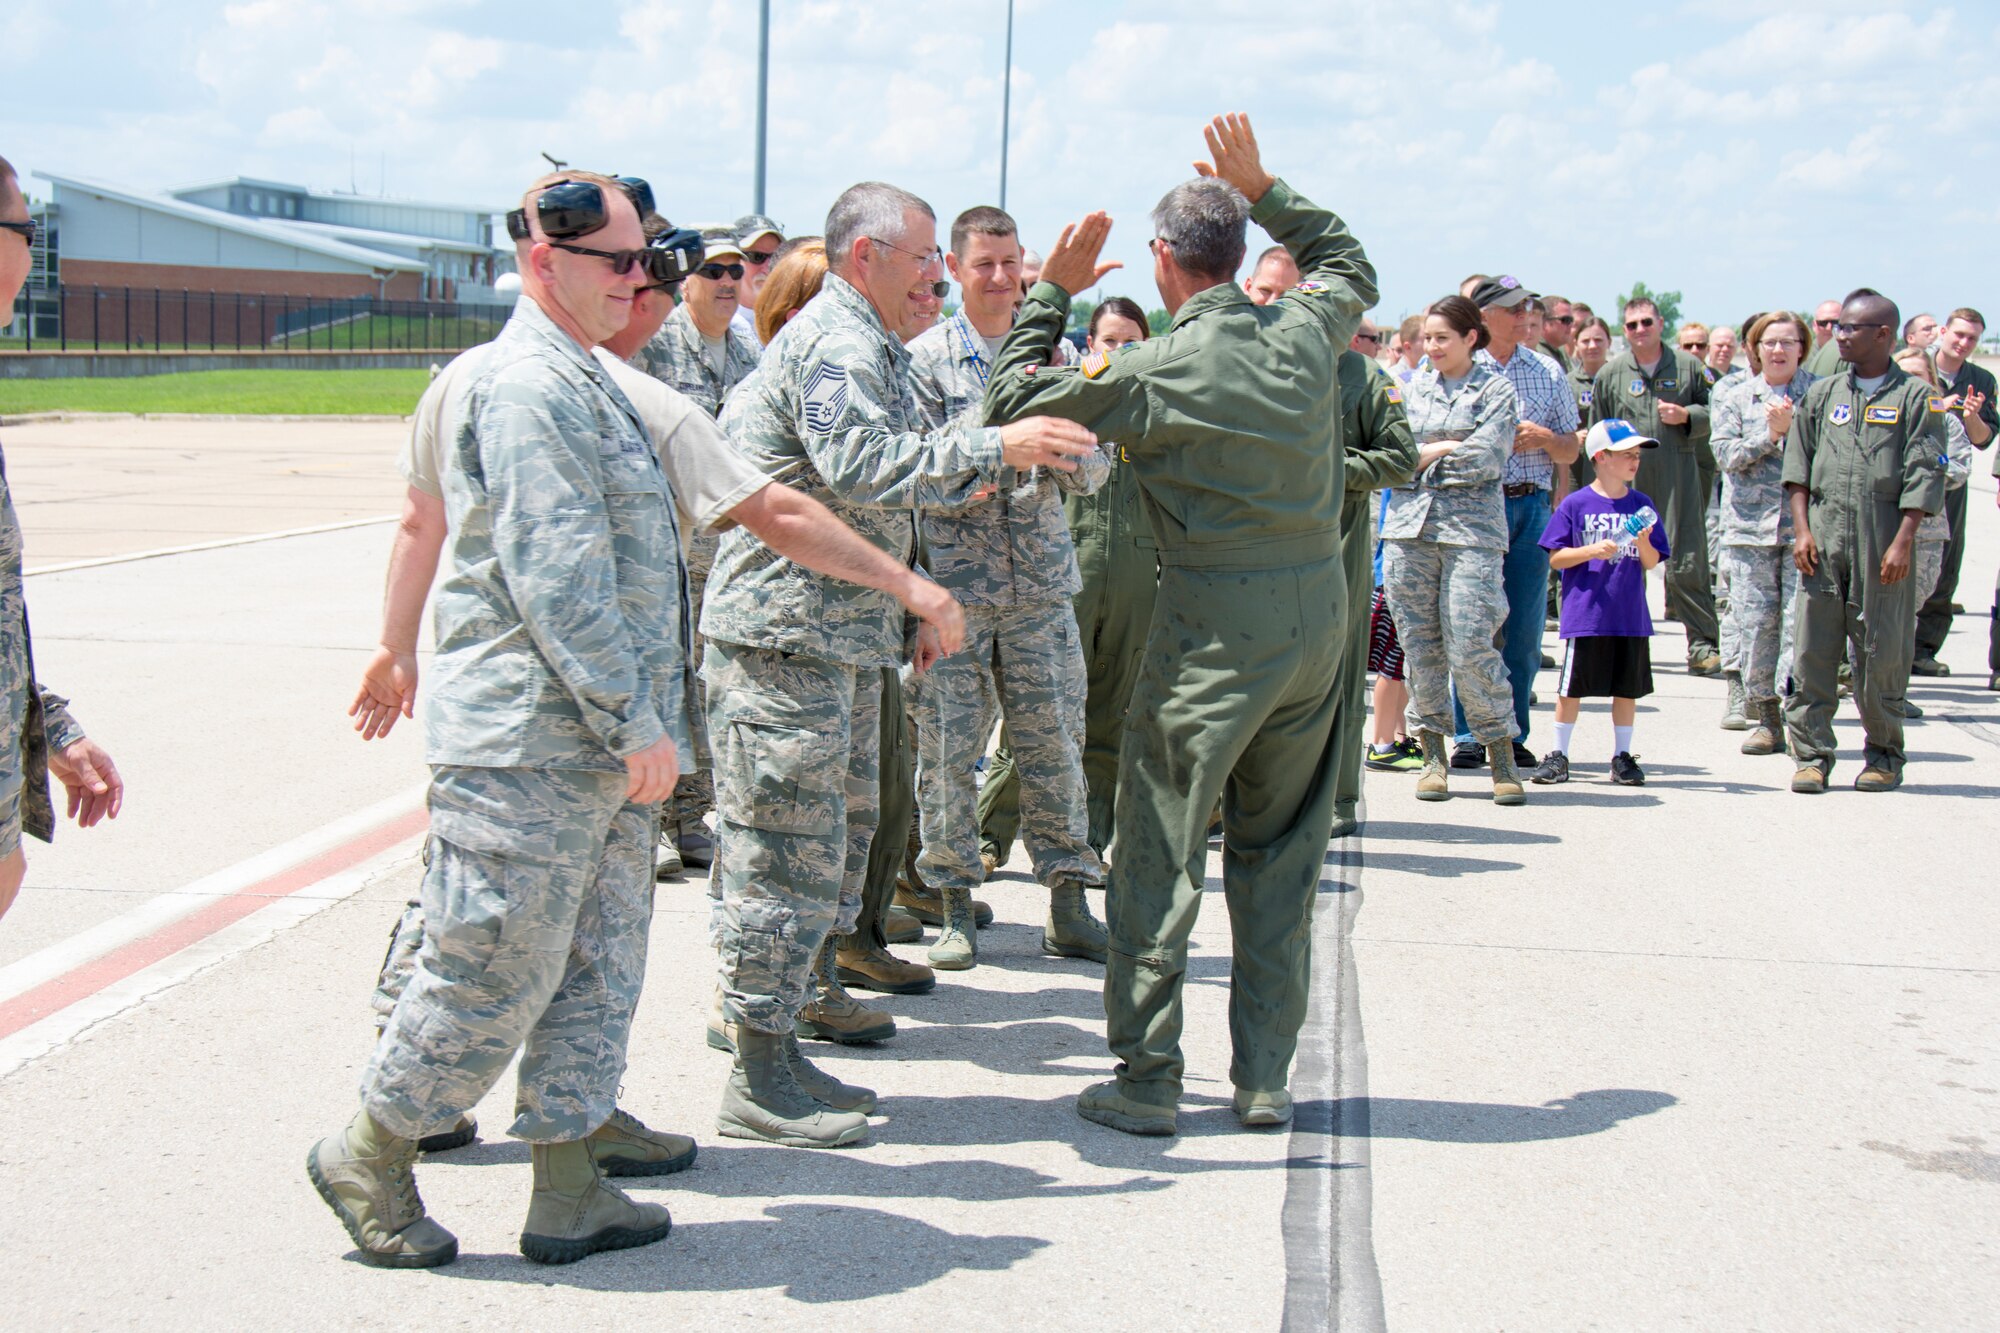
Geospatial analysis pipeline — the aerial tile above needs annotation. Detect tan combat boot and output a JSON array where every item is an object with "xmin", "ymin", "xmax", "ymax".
[
  {"xmin": 798, "ymin": 936, "xmax": 896, "ymax": 1044},
  {"xmin": 927, "ymin": 884, "xmax": 979, "ymax": 970},
  {"xmin": 706, "ymin": 984, "xmax": 735, "ymax": 1053},
  {"xmin": 1415, "ymin": 730, "xmax": 1450, "ymax": 801},
  {"xmin": 417, "ymin": 1113, "xmax": 478, "ymax": 1154},
  {"xmin": 1044, "ymin": 883, "xmax": 1108, "ymax": 963},
  {"xmin": 307, "ymin": 1108, "xmax": 459, "ymax": 1268},
  {"xmin": 783, "ymin": 1031, "xmax": 878, "ymax": 1112},
  {"xmin": 1233, "ymin": 1087, "xmax": 1294, "ymax": 1128},
  {"xmin": 717, "ymin": 1026, "xmax": 871, "ymax": 1148},
  {"xmin": 588, "ymin": 1108, "xmax": 698, "ymax": 1177},
  {"xmin": 895, "ymin": 875, "xmax": 994, "ymax": 928},
  {"xmin": 1791, "ymin": 763, "xmax": 1828, "ymax": 794},
  {"xmin": 883, "ymin": 905, "xmax": 924, "ymax": 944},
  {"xmin": 1740, "ymin": 699, "xmax": 1783, "ymax": 755},
  {"xmin": 1487, "ymin": 740, "xmax": 1526, "ymax": 806},
  {"xmin": 835, "ymin": 935, "xmax": 936, "ymax": 994},
  {"xmin": 979, "ymin": 849, "xmax": 1001, "ymax": 880},
  {"xmin": 1720, "ymin": 671, "xmax": 1749, "ymax": 730},
  {"xmin": 518, "ymin": 1139, "xmax": 673, "ymax": 1265}
]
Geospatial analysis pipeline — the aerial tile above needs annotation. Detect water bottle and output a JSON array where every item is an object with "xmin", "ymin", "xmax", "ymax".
[{"xmin": 1623, "ymin": 505, "xmax": 1658, "ymax": 538}]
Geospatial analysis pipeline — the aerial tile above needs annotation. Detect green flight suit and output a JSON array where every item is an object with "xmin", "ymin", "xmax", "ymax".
[
  {"xmin": 1330, "ymin": 351, "xmax": 1418, "ymax": 821},
  {"xmin": 1782, "ymin": 368, "xmax": 1947, "ymax": 777},
  {"xmin": 983, "ymin": 177, "xmax": 1375, "ymax": 1106},
  {"xmin": 977, "ymin": 441, "xmax": 1159, "ymax": 861},
  {"xmin": 1590, "ymin": 347, "xmax": 1717, "ymax": 658},
  {"xmin": 1804, "ymin": 334, "xmax": 1845, "ymax": 379}
]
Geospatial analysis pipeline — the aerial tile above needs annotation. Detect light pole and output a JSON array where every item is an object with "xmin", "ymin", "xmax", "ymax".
[
  {"xmin": 998, "ymin": 0, "xmax": 1014, "ymax": 209},
  {"xmin": 754, "ymin": 0, "xmax": 771, "ymax": 213}
]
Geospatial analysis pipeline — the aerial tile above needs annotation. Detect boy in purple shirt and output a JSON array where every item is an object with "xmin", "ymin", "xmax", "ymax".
[{"xmin": 1532, "ymin": 419, "xmax": 1669, "ymax": 785}]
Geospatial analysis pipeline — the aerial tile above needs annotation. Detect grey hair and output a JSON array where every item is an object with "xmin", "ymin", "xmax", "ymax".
[
  {"xmin": 825, "ymin": 181, "xmax": 934, "ymax": 276},
  {"xmin": 1150, "ymin": 178, "xmax": 1250, "ymax": 282}
]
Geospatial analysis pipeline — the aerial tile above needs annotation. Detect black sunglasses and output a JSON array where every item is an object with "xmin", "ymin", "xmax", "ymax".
[
  {"xmin": 548, "ymin": 241, "xmax": 653, "ymax": 276},
  {"xmin": 698, "ymin": 262, "xmax": 746, "ymax": 281},
  {"xmin": 925, "ymin": 279, "xmax": 950, "ymax": 298},
  {"xmin": 743, "ymin": 249, "xmax": 777, "ymax": 266},
  {"xmin": 0, "ymin": 220, "xmax": 36, "ymax": 246},
  {"xmin": 505, "ymin": 177, "xmax": 655, "ymax": 243},
  {"xmin": 1625, "ymin": 317, "xmax": 1656, "ymax": 330},
  {"xmin": 1353, "ymin": 331, "xmax": 1380, "ymax": 344}
]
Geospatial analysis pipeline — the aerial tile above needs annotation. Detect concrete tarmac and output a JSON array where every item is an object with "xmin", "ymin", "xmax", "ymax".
[{"xmin": 0, "ymin": 420, "xmax": 1994, "ymax": 1329}]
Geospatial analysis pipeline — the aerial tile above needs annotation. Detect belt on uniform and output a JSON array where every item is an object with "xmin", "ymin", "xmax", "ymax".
[{"xmin": 1502, "ymin": 483, "xmax": 1548, "ymax": 499}]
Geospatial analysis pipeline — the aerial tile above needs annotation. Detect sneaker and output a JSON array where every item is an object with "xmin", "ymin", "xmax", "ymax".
[
  {"xmin": 1511, "ymin": 740, "xmax": 1536, "ymax": 769},
  {"xmin": 1530, "ymin": 751, "xmax": 1570, "ymax": 784},
  {"xmin": 1910, "ymin": 657, "xmax": 1950, "ymax": 678},
  {"xmin": 1449, "ymin": 741, "xmax": 1486, "ymax": 770},
  {"xmin": 1387, "ymin": 738, "xmax": 1423, "ymax": 770},
  {"xmin": 1364, "ymin": 743, "xmax": 1406, "ymax": 772},
  {"xmin": 1609, "ymin": 752, "xmax": 1645, "ymax": 786}
]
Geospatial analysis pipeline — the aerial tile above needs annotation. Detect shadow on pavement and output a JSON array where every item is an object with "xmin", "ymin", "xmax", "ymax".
[
  {"xmin": 1361, "ymin": 820, "xmax": 1562, "ymax": 846},
  {"xmin": 1340, "ymin": 851, "xmax": 1524, "ymax": 877},
  {"xmin": 424, "ymin": 1203, "xmax": 1048, "ymax": 1298},
  {"xmin": 669, "ymin": 1143, "xmax": 1174, "ymax": 1201},
  {"xmin": 1293, "ymin": 1087, "xmax": 1679, "ymax": 1142},
  {"xmin": 1502, "ymin": 788, "xmax": 1663, "ymax": 807}
]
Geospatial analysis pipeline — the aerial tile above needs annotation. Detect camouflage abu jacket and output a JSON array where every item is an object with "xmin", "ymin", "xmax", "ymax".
[
  {"xmin": 0, "ymin": 448, "xmax": 86, "ymax": 844},
  {"xmin": 628, "ymin": 302, "xmax": 763, "ymax": 418},
  {"xmin": 1712, "ymin": 370, "xmax": 1814, "ymax": 547}
]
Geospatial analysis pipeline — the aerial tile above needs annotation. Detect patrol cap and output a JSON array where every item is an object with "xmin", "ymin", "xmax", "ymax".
[
  {"xmin": 1584, "ymin": 418, "xmax": 1660, "ymax": 459},
  {"xmin": 699, "ymin": 226, "xmax": 746, "ymax": 263},
  {"xmin": 734, "ymin": 213, "xmax": 784, "ymax": 247},
  {"xmin": 1469, "ymin": 275, "xmax": 1536, "ymax": 310}
]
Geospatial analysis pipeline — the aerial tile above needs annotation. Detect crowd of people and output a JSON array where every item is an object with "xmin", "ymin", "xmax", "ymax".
[{"xmin": 0, "ymin": 115, "xmax": 1992, "ymax": 1276}]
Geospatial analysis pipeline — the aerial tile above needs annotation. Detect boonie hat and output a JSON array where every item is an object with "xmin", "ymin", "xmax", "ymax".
[
  {"xmin": 1469, "ymin": 275, "xmax": 1535, "ymax": 310},
  {"xmin": 1584, "ymin": 418, "xmax": 1660, "ymax": 459},
  {"xmin": 734, "ymin": 213, "xmax": 783, "ymax": 247}
]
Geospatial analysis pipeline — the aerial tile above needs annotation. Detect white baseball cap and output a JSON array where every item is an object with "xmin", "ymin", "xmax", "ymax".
[{"xmin": 1584, "ymin": 418, "xmax": 1660, "ymax": 459}]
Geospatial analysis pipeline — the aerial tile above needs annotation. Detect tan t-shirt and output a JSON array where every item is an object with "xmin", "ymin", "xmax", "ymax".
[{"xmin": 399, "ymin": 344, "xmax": 768, "ymax": 536}]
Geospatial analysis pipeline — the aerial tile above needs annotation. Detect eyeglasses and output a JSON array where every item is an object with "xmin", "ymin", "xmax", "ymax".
[
  {"xmin": 868, "ymin": 236, "xmax": 944, "ymax": 275},
  {"xmin": 1625, "ymin": 317, "xmax": 1656, "ymax": 330},
  {"xmin": 1547, "ymin": 314, "xmax": 1573, "ymax": 325},
  {"xmin": 643, "ymin": 279, "xmax": 683, "ymax": 299},
  {"xmin": 1833, "ymin": 321, "xmax": 1890, "ymax": 335},
  {"xmin": 1813, "ymin": 318, "xmax": 1837, "ymax": 328},
  {"xmin": 1682, "ymin": 340, "xmax": 1708, "ymax": 351},
  {"xmin": 0, "ymin": 220, "xmax": 37, "ymax": 246},
  {"xmin": 697, "ymin": 262, "xmax": 746, "ymax": 281},
  {"xmin": 1757, "ymin": 337, "xmax": 1802, "ymax": 350},
  {"xmin": 547, "ymin": 241, "xmax": 653, "ymax": 276},
  {"xmin": 743, "ymin": 249, "xmax": 777, "ymax": 267},
  {"xmin": 1353, "ymin": 331, "xmax": 1380, "ymax": 345}
]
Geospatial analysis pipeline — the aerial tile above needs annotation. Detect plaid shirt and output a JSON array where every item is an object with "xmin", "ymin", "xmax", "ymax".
[{"xmin": 1477, "ymin": 343, "xmax": 1578, "ymax": 489}]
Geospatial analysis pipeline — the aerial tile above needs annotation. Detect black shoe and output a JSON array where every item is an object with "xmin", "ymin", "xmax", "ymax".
[
  {"xmin": 678, "ymin": 826, "xmax": 715, "ymax": 868},
  {"xmin": 1610, "ymin": 752, "xmax": 1646, "ymax": 786},
  {"xmin": 1530, "ymin": 751, "xmax": 1569, "ymax": 784},
  {"xmin": 1449, "ymin": 741, "xmax": 1486, "ymax": 769},
  {"xmin": 1511, "ymin": 740, "xmax": 1536, "ymax": 768},
  {"xmin": 1909, "ymin": 657, "xmax": 1950, "ymax": 678}
]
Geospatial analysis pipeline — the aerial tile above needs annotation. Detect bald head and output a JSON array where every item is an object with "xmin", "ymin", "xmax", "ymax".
[{"xmin": 1843, "ymin": 287, "xmax": 1898, "ymax": 331}]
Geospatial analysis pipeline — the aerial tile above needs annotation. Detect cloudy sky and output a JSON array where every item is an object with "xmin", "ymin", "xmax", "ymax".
[{"xmin": 10, "ymin": 0, "xmax": 1997, "ymax": 326}]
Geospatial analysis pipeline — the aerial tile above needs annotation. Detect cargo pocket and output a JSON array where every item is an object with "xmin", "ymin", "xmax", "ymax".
[{"xmin": 717, "ymin": 710, "xmax": 841, "ymax": 836}]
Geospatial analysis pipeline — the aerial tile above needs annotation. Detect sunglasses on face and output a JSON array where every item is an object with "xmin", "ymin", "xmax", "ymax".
[
  {"xmin": 1547, "ymin": 314, "xmax": 1573, "ymax": 325},
  {"xmin": 1683, "ymin": 340, "xmax": 1708, "ymax": 351},
  {"xmin": 924, "ymin": 279, "xmax": 950, "ymax": 298},
  {"xmin": 1625, "ymin": 317, "xmax": 1656, "ymax": 330},
  {"xmin": 743, "ymin": 249, "xmax": 777, "ymax": 267},
  {"xmin": 0, "ymin": 220, "xmax": 37, "ymax": 246},
  {"xmin": 1834, "ymin": 321, "xmax": 1890, "ymax": 335},
  {"xmin": 697, "ymin": 262, "xmax": 746, "ymax": 281},
  {"xmin": 1813, "ymin": 318, "xmax": 1837, "ymax": 328},
  {"xmin": 548, "ymin": 241, "xmax": 656, "ymax": 276},
  {"xmin": 1354, "ymin": 331, "xmax": 1380, "ymax": 344}
]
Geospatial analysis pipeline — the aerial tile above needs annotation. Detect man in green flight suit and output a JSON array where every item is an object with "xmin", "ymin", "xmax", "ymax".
[
  {"xmin": 983, "ymin": 114, "xmax": 1376, "ymax": 1135},
  {"xmin": 1783, "ymin": 287, "xmax": 1947, "ymax": 793},
  {"xmin": 1590, "ymin": 298, "xmax": 1719, "ymax": 672}
]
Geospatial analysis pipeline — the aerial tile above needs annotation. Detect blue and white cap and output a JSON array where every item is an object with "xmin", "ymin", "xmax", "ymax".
[{"xmin": 1584, "ymin": 417, "xmax": 1660, "ymax": 459}]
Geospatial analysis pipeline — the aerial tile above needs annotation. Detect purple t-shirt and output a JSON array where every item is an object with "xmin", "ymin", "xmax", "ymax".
[{"xmin": 1539, "ymin": 485, "xmax": 1671, "ymax": 638}]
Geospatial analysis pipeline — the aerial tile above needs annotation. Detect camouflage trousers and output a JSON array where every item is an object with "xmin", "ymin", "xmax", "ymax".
[
  {"xmin": 1718, "ymin": 545, "xmax": 1800, "ymax": 705},
  {"xmin": 1915, "ymin": 537, "xmax": 1945, "ymax": 610},
  {"xmin": 1382, "ymin": 540, "xmax": 1513, "ymax": 741},
  {"xmin": 706, "ymin": 641, "xmax": 877, "ymax": 1036},
  {"xmin": 668, "ymin": 529, "xmax": 721, "ymax": 836},
  {"xmin": 910, "ymin": 601, "xmax": 1103, "ymax": 895},
  {"xmin": 361, "ymin": 765, "xmax": 655, "ymax": 1143}
]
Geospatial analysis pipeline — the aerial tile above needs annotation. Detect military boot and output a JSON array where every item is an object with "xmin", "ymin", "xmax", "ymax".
[
  {"xmin": 927, "ymin": 884, "xmax": 979, "ymax": 971},
  {"xmin": 883, "ymin": 905, "xmax": 923, "ymax": 944},
  {"xmin": 980, "ymin": 850, "xmax": 1001, "ymax": 880},
  {"xmin": 1233, "ymin": 1088, "xmax": 1294, "ymax": 1129},
  {"xmin": 1044, "ymin": 883, "xmax": 1109, "ymax": 963},
  {"xmin": 518, "ymin": 1139, "xmax": 673, "ymax": 1265},
  {"xmin": 706, "ymin": 985, "xmax": 735, "ymax": 1053},
  {"xmin": 1330, "ymin": 800, "xmax": 1358, "ymax": 840},
  {"xmin": 1791, "ymin": 763, "xmax": 1828, "ymax": 794},
  {"xmin": 1719, "ymin": 671, "xmax": 1749, "ymax": 730},
  {"xmin": 895, "ymin": 879, "xmax": 993, "ymax": 928},
  {"xmin": 783, "ymin": 1031, "xmax": 878, "ymax": 1112},
  {"xmin": 798, "ymin": 937, "xmax": 896, "ymax": 1044},
  {"xmin": 1740, "ymin": 699, "xmax": 1783, "ymax": 755},
  {"xmin": 307, "ymin": 1108, "xmax": 458, "ymax": 1268},
  {"xmin": 676, "ymin": 819, "xmax": 715, "ymax": 870},
  {"xmin": 836, "ymin": 935, "xmax": 937, "ymax": 995},
  {"xmin": 1487, "ymin": 740, "xmax": 1526, "ymax": 807},
  {"xmin": 654, "ymin": 823, "xmax": 683, "ymax": 880},
  {"xmin": 717, "ymin": 1026, "xmax": 870, "ymax": 1148},
  {"xmin": 1076, "ymin": 1079, "xmax": 1177, "ymax": 1137},
  {"xmin": 588, "ymin": 1108, "xmax": 698, "ymax": 1177},
  {"xmin": 417, "ymin": 1113, "xmax": 477, "ymax": 1155},
  {"xmin": 1414, "ymin": 730, "xmax": 1450, "ymax": 802}
]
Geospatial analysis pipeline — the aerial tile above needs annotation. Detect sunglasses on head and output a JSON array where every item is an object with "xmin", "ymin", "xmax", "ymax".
[
  {"xmin": 698, "ymin": 261, "xmax": 746, "ymax": 281},
  {"xmin": 504, "ymin": 176, "xmax": 655, "ymax": 243},
  {"xmin": 1625, "ymin": 316, "xmax": 1656, "ymax": 330}
]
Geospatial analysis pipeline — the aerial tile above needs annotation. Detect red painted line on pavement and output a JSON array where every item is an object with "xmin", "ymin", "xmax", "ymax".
[{"xmin": 0, "ymin": 808, "xmax": 429, "ymax": 1040}]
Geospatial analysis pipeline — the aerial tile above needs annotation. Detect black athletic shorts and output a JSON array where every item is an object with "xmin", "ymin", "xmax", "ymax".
[{"xmin": 1556, "ymin": 635, "xmax": 1654, "ymax": 700}]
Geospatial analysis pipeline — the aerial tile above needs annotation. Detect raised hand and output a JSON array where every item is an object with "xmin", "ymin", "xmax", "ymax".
[
  {"xmin": 1193, "ymin": 113, "xmax": 1275, "ymax": 204},
  {"xmin": 1038, "ymin": 212, "xmax": 1120, "ymax": 296}
]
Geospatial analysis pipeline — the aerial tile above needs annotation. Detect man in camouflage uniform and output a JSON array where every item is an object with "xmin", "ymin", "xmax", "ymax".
[
  {"xmin": 308, "ymin": 172, "xmax": 684, "ymax": 1269},
  {"xmin": 0, "ymin": 154, "xmax": 123, "ymax": 924},
  {"xmin": 628, "ymin": 228, "xmax": 764, "ymax": 872},
  {"xmin": 703, "ymin": 180, "xmax": 1096, "ymax": 1147},
  {"xmin": 905, "ymin": 205, "xmax": 1111, "ymax": 971}
]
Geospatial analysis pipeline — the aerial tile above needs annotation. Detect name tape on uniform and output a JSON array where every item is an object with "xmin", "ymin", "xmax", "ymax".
[{"xmin": 1863, "ymin": 405, "xmax": 1901, "ymax": 424}]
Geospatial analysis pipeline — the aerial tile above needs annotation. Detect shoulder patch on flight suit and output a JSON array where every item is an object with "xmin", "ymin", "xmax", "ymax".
[
  {"xmin": 1927, "ymin": 396, "xmax": 1947, "ymax": 414},
  {"xmin": 1081, "ymin": 352, "xmax": 1111, "ymax": 379},
  {"xmin": 1384, "ymin": 382, "xmax": 1404, "ymax": 404},
  {"xmin": 1294, "ymin": 280, "xmax": 1329, "ymax": 295},
  {"xmin": 1703, "ymin": 367, "xmax": 1718, "ymax": 383},
  {"xmin": 1830, "ymin": 403, "xmax": 1852, "ymax": 425},
  {"xmin": 1580, "ymin": 387, "xmax": 1595, "ymax": 407},
  {"xmin": 1863, "ymin": 404, "xmax": 1900, "ymax": 424}
]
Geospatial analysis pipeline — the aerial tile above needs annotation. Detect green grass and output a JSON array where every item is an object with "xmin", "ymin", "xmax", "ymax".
[{"xmin": 0, "ymin": 369, "xmax": 433, "ymax": 416}]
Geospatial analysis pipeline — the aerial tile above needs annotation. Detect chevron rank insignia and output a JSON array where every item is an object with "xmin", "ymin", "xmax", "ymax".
[{"xmin": 801, "ymin": 362, "xmax": 850, "ymax": 434}]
